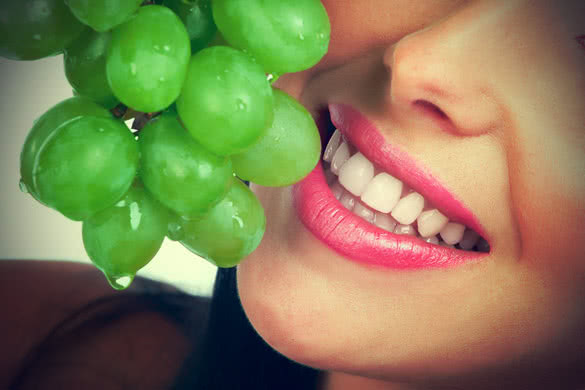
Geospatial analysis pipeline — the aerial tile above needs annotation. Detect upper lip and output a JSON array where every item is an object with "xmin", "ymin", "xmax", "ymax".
[{"xmin": 328, "ymin": 103, "xmax": 488, "ymax": 241}]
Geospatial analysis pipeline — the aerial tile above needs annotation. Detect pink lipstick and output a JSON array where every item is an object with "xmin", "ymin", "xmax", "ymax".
[{"xmin": 292, "ymin": 104, "xmax": 488, "ymax": 269}]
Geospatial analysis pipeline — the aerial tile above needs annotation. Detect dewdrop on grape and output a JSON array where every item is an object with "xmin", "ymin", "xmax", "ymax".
[{"xmin": 19, "ymin": 179, "xmax": 29, "ymax": 194}]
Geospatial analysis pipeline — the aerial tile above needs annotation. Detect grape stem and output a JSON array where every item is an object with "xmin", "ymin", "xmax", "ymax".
[
  {"xmin": 110, "ymin": 103, "xmax": 128, "ymax": 119},
  {"xmin": 131, "ymin": 111, "xmax": 163, "ymax": 135}
]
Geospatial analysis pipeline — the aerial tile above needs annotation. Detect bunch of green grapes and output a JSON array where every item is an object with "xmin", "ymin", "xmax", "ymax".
[{"xmin": 1, "ymin": 0, "xmax": 329, "ymax": 289}]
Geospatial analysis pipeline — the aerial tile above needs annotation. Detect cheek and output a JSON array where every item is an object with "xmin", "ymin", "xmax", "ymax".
[{"xmin": 506, "ymin": 120, "xmax": 585, "ymax": 278}]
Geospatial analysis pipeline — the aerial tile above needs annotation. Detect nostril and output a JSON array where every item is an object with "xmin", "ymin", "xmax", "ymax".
[
  {"xmin": 413, "ymin": 99, "xmax": 449, "ymax": 121},
  {"xmin": 412, "ymin": 99, "xmax": 460, "ymax": 135}
]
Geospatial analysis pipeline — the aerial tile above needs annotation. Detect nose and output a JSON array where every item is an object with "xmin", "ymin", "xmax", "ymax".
[{"xmin": 384, "ymin": 3, "xmax": 505, "ymax": 136}]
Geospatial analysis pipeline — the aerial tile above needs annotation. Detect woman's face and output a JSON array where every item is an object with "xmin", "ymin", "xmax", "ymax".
[{"xmin": 237, "ymin": 0, "xmax": 585, "ymax": 387}]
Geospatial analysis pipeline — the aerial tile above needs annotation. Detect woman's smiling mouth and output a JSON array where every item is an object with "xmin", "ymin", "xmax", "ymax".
[{"xmin": 292, "ymin": 103, "xmax": 490, "ymax": 269}]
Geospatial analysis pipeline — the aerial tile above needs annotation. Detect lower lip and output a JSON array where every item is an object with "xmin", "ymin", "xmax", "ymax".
[{"xmin": 292, "ymin": 162, "xmax": 486, "ymax": 269}]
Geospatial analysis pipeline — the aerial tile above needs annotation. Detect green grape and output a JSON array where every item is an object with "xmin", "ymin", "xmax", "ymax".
[
  {"xmin": 64, "ymin": 30, "xmax": 119, "ymax": 109},
  {"xmin": 65, "ymin": 0, "xmax": 143, "ymax": 32},
  {"xmin": 180, "ymin": 179, "xmax": 265, "ymax": 267},
  {"xmin": 232, "ymin": 89, "xmax": 321, "ymax": 186},
  {"xmin": 212, "ymin": 0, "xmax": 330, "ymax": 74},
  {"xmin": 20, "ymin": 97, "xmax": 113, "ymax": 203},
  {"xmin": 106, "ymin": 5, "xmax": 190, "ymax": 113},
  {"xmin": 82, "ymin": 183, "xmax": 169, "ymax": 290},
  {"xmin": 33, "ymin": 116, "xmax": 139, "ymax": 221},
  {"xmin": 163, "ymin": 0, "xmax": 217, "ymax": 53},
  {"xmin": 0, "ymin": 0, "xmax": 86, "ymax": 60},
  {"xmin": 138, "ymin": 112, "xmax": 233, "ymax": 218},
  {"xmin": 176, "ymin": 46, "xmax": 273, "ymax": 156}
]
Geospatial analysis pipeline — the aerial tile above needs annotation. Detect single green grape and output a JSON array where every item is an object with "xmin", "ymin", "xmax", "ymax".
[
  {"xmin": 65, "ymin": 0, "xmax": 143, "ymax": 32},
  {"xmin": 33, "ymin": 116, "xmax": 139, "ymax": 221},
  {"xmin": 138, "ymin": 112, "xmax": 233, "ymax": 218},
  {"xmin": 0, "ymin": 0, "xmax": 86, "ymax": 60},
  {"xmin": 82, "ymin": 183, "xmax": 169, "ymax": 290},
  {"xmin": 106, "ymin": 5, "xmax": 191, "ymax": 113},
  {"xmin": 163, "ymin": 0, "xmax": 217, "ymax": 53},
  {"xmin": 176, "ymin": 46, "xmax": 273, "ymax": 156},
  {"xmin": 232, "ymin": 89, "xmax": 321, "ymax": 186},
  {"xmin": 212, "ymin": 0, "xmax": 330, "ymax": 74},
  {"xmin": 64, "ymin": 30, "xmax": 119, "ymax": 109},
  {"xmin": 20, "ymin": 97, "xmax": 113, "ymax": 203},
  {"xmin": 180, "ymin": 179, "xmax": 265, "ymax": 267}
]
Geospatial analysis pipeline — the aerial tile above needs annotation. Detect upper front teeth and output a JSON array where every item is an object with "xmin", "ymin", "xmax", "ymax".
[
  {"xmin": 338, "ymin": 152, "xmax": 374, "ymax": 196},
  {"xmin": 361, "ymin": 172, "xmax": 403, "ymax": 213},
  {"xmin": 323, "ymin": 129, "xmax": 488, "ymax": 251}
]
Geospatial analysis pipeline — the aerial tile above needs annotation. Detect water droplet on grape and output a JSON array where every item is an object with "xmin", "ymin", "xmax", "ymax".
[
  {"xmin": 167, "ymin": 221, "xmax": 184, "ymax": 241},
  {"xmin": 236, "ymin": 99, "xmax": 247, "ymax": 111},
  {"xmin": 232, "ymin": 215, "xmax": 244, "ymax": 229},
  {"xmin": 299, "ymin": 33, "xmax": 305, "ymax": 41},
  {"xmin": 266, "ymin": 73, "xmax": 280, "ymax": 84},
  {"xmin": 130, "ymin": 63, "xmax": 137, "ymax": 76},
  {"xmin": 163, "ymin": 45, "xmax": 171, "ymax": 52},
  {"xmin": 19, "ymin": 178, "xmax": 28, "ymax": 193},
  {"xmin": 105, "ymin": 273, "xmax": 135, "ymax": 290},
  {"xmin": 159, "ymin": 76, "xmax": 166, "ymax": 82},
  {"xmin": 216, "ymin": 75, "xmax": 223, "ymax": 81},
  {"xmin": 318, "ymin": 32, "xmax": 325, "ymax": 39},
  {"xmin": 98, "ymin": 127, "xmax": 104, "ymax": 133},
  {"xmin": 129, "ymin": 201, "xmax": 141, "ymax": 230}
]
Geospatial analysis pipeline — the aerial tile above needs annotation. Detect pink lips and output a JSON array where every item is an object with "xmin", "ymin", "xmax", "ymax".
[{"xmin": 292, "ymin": 104, "xmax": 488, "ymax": 269}]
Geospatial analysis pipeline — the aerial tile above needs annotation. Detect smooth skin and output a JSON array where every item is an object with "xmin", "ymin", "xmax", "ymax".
[{"xmin": 237, "ymin": 0, "xmax": 585, "ymax": 389}]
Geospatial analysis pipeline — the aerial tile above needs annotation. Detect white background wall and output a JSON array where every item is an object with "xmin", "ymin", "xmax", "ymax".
[{"xmin": 0, "ymin": 56, "xmax": 217, "ymax": 296}]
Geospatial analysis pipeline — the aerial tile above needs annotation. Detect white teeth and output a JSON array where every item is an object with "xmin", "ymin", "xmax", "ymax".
[
  {"xmin": 440, "ymin": 222, "xmax": 465, "ymax": 245},
  {"xmin": 325, "ymin": 139, "xmax": 484, "ymax": 251},
  {"xmin": 458, "ymin": 229, "xmax": 480, "ymax": 250},
  {"xmin": 360, "ymin": 173, "xmax": 403, "ymax": 213},
  {"xmin": 353, "ymin": 202, "xmax": 375, "ymax": 223},
  {"xmin": 390, "ymin": 192, "xmax": 424, "ymax": 225},
  {"xmin": 340, "ymin": 191, "xmax": 356, "ymax": 211},
  {"xmin": 423, "ymin": 236, "xmax": 439, "ymax": 245},
  {"xmin": 417, "ymin": 209, "xmax": 449, "ymax": 238},
  {"xmin": 338, "ymin": 152, "xmax": 375, "ymax": 196},
  {"xmin": 331, "ymin": 180, "xmax": 344, "ymax": 200},
  {"xmin": 323, "ymin": 129, "xmax": 342, "ymax": 162},
  {"xmin": 331, "ymin": 142, "xmax": 350, "ymax": 175},
  {"xmin": 394, "ymin": 224, "xmax": 416, "ymax": 236}
]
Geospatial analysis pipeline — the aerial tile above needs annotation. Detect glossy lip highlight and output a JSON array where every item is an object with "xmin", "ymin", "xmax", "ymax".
[{"xmin": 291, "ymin": 104, "xmax": 488, "ymax": 269}]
